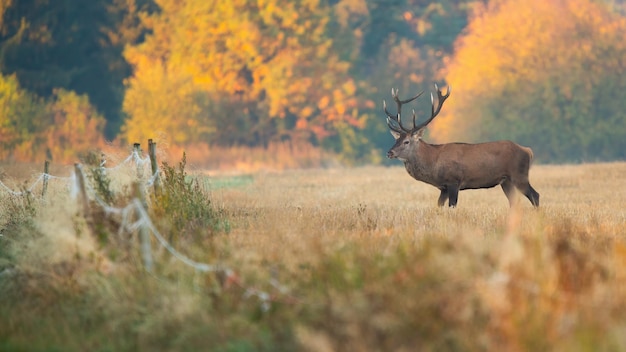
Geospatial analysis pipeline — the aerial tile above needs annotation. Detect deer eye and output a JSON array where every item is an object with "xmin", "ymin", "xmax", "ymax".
[{"xmin": 403, "ymin": 140, "xmax": 410, "ymax": 145}]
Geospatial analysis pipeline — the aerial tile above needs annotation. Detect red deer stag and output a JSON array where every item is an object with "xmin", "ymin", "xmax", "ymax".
[{"xmin": 384, "ymin": 84, "xmax": 540, "ymax": 208}]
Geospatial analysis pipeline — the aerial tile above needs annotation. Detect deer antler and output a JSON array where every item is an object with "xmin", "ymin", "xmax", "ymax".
[
  {"xmin": 383, "ymin": 88, "xmax": 423, "ymax": 134},
  {"xmin": 383, "ymin": 84, "xmax": 451, "ymax": 134},
  {"xmin": 414, "ymin": 83, "xmax": 451, "ymax": 131}
]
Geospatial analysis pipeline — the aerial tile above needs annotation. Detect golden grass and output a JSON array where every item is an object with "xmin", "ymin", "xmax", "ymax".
[
  {"xmin": 208, "ymin": 162, "xmax": 626, "ymax": 350},
  {"xmin": 213, "ymin": 162, "xmax": 625, "ymax": 253},
  {"xmin": 2, "ymin": 161, "xmax": 626, "ymax": 351}
]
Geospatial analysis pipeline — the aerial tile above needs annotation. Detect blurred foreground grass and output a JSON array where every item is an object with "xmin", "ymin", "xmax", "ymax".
[{"xmin": 1, "ymin": 161, "xmax": 626, "ymax": 351}]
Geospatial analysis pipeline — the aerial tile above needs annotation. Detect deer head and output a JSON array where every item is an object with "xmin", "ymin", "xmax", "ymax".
[
  {"xmin": 385, "ymin": 83, "xmax": 450, "ymax": 160},
  {"xmin": 381, "ymin": 83, "xmax": 539, "ymax": 208}
]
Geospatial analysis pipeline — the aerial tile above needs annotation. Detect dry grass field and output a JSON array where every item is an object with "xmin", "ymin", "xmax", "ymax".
[{"xmin": 1, "ymin": 160, "xmax": 626, "ymax": 351}]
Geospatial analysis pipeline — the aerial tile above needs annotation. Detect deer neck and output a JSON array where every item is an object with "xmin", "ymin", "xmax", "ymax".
[{"xmin": 404, "ymin": 141, "xmax": 439, "ymax": 184}]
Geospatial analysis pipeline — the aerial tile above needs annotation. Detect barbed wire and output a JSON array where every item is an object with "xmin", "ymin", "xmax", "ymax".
[
  {"xmin": 0, "ymin": 173, "xmax": 62, "ymax": 196},
  {"xmin": 0, "ymin": 147, "xmax": 287, "ymax": 310},
  {"xmin": 0, "ymin": 150, "xmax": 156, "ymax": 198}
]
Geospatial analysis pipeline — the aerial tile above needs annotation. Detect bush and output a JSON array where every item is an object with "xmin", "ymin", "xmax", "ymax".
[
  {"xmin": 152, "ymin": 152, "xmax": 229, "ymax": 243},
  {"xmin": 0, "ymin": 192, "xmax": 38, "ymax": 263}
]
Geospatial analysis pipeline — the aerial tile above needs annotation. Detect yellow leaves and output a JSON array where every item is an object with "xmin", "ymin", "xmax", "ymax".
[
  {"xmin": 122, "ymin": 55, "xmax": 212, "ymax": 146},
  {"xmin": 432, "ymin": 0, "xmax": 626, "ymax": 144},
  {"xmin": 332, "ymin": 89, "xmax": 346, "ymax": 117},
  {"xmin": 122, "ymin": 0, "xmax": 363, "ymax": 147},
  {"xmin": 334, "ymin": 103, "xmax": 346, "ymax": 117},
  {"xmin": 45, "ymin": 89, "xmax": 107, "ymax": 162},
  {"xmin": 342, "ymin": 80, "xmax": 356, "ymax": 96},
  {"xmin": 312, "ymin": 80, "xmax": 360, "ymax": 132},
  {"xmin": 317, "ymin": 96, "xmax": 330, "ymax": 110},
  {"xmin": 301, "ymin": 106, "xmax": 315, "ymax": 119},
  {"xmin": 259, "ymin": 0, "xmax": 301, "ymax": 28}
]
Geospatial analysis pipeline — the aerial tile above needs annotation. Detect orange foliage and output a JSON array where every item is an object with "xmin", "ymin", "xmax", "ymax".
[
  {"xmin": 44, "ymin": 89, "xmax": 108, "ymax": 163},
  {"xmin": 122, "ymin": 0, "xmax": 364, "ymax": 148},
  {"xmin": 431, "ymin": 0, "xmax": 626, "ymax": 144},
  {"xmin": 0, "ymin": 76, "xmax": 107, "ymax": 163},
  {"xmin": 0, "ymin": 74, "xmax": 42, "ymax": 160}
]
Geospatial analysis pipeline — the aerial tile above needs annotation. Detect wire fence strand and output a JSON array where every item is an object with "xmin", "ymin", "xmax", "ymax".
[{"xmin": 0, "ymin": 147, "xmax": 285, "ymax": 309}]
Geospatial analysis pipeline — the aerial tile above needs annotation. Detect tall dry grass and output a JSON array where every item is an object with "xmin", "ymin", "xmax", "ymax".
[
  {"xmin": 210, "ymin": 163, "xmax": 626, "ymax": 350},
  {"xmin": 1, "ymin": 160, "xmax": 626, "ymax": 351}
]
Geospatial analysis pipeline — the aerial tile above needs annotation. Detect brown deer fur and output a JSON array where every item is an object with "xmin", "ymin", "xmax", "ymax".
[{"xmin": 385, "ymin": 85, "xmax": 540, "ymax": 208}]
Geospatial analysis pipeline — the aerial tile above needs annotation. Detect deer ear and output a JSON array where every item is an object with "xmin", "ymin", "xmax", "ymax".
[
  {"xmin": 389, "ymin": 129, "xmax": 401, "ymax": 140},
  {"xmin": 411, "ymin": 128, "xmax": 425, "ymax": 140}
]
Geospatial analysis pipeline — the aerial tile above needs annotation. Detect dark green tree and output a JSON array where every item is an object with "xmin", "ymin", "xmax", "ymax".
[
  {"xmin": 328, "ymin": 0, "xmax": 474, "ymax": 164},
  {"xmin": 0, "ymin": 0, "xmax": 153, "ymax": 139}
]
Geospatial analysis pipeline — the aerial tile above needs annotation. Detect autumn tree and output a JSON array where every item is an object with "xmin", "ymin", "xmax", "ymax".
[
  {"xmin": 0, "ymin": 0, "xmax": 492, "ymax": 164},
  {"xmin": 122, "ymin": 0, "xmax": 365, "ymax": 152},
  {"xmin": 0, "ymin": 0, "xmax": 152, "ymax": 138},
  {"xmin": 432, "ymin": 0, "xmax": 626, "ymax": 162},
  {"xmin": 0, "ymin": 74, "xmax": 45, "ymax": 160},
  {"xmin": 43, "ymin": 90, "xmax": 108, "ymax": 163},
  {"xmin": 328, "ymin": 0, "xmax": 474, "ymax": 163},
  {"xmin": 0, "ymin": 75, "xmax": 106, "ymax": 162}
]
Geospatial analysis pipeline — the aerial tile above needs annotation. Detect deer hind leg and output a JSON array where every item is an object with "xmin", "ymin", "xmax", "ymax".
[
  {"xmin": 513, "ymin": 179, "xmax": 540, "ymax": 208},
  {"xmin": 438, "ymin": 188, "xmax": 449, "ymax": 207},
  {"xmin": 501, "ymin": 179, "xmax": 516, "ymax": 207},
  {"xmin": 525, "ymin": 184, "xmax": 540, "ymax": 208}
]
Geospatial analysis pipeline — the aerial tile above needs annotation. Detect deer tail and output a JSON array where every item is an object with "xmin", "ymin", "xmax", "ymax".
[{"xmin": 523, "ymin": 146, "xmax": 534, "ymax": 164}]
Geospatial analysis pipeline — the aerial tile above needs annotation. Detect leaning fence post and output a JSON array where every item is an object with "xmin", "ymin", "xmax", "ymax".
[
  {"xmin": 74, "ymin": 163, "xmax": 93, "ymax": 231},
  {"xmin": 42, "ymin": 160, "xmax": 50, "ymax": 197},
  {"xmin": 148, "ymin": 139, "xmax": 161, "ymax": 195},
  {"xmin": 134, "ymin": 181, "xmax": 153, "ymax": 272},
  {"xmin": 133, "ymin": 142, "xmax": 144, "ymax": 180}
]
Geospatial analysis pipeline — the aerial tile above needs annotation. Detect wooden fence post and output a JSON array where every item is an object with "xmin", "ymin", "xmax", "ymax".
[
  {"xmin": 42, "ymin": 160, "xmax": 50, "ymax": 197},
  {"xmin": 148, "ymin": 139, "xmax": 161, "ymax": 195},
  {"xmin": 134, "ymin": 181, "xmax": 153, "ymax": 272},
  {"xmin": 133, "ymin": 143, "xmax": 143, "ymax": 180},
  {"xmin": 74, "ymin": 163, "xmax": 93, "ymax": 232}
]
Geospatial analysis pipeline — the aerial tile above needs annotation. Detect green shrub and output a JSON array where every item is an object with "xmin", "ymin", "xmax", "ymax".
[
  {"xmin": 0, "ymin": 192, "xmax": 38, "ymax": 262},
  {"xmin": 152, "ymin": 152, "xmax": 229, "ymax": 243},
  {"xmin": 84, "ymin": 151, "xmax": 115, "ymax": 205}
]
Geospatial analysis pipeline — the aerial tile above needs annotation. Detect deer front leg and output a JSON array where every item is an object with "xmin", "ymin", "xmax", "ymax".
[
  {"xmin": 447, "ymin": 185, "xmax": 459, "ymax": 208},
  {"xmin": 437, "ymin": 188, "xmax": 449, "ymax": 207}
]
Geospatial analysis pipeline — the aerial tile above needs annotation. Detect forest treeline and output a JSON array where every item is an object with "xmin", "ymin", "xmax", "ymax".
[{"xmin": 1, "ymin": 0, "xmax": 625, "ymax": 164}]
